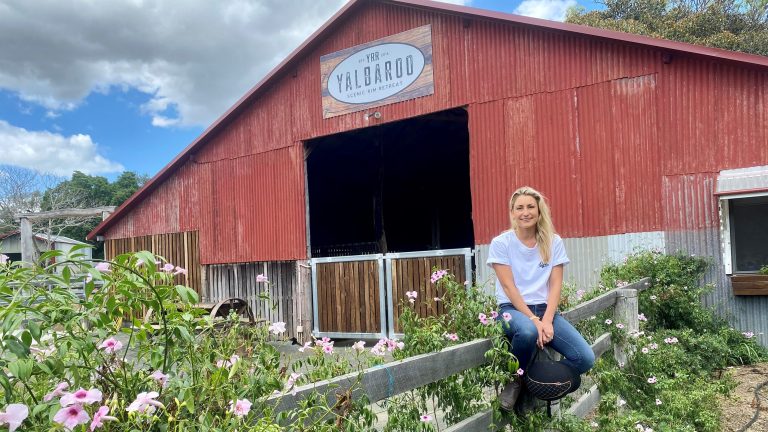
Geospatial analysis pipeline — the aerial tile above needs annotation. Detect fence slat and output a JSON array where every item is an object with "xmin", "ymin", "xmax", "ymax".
[
  {"xmin": 567, "ymin": 384, "xmax": 601, "ymax": 418},
  {"xmin": 267, "ymin": 339, "xmax": 493, "ymax": 413},
  {"xmin": 561, "ymin": 290, "xmax": 618, "ymax": 324}
]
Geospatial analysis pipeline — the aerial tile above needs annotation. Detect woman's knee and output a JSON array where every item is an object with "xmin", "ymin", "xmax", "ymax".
[{"xmin": 575, "ymin": 349, "xmax": 595, "ymax": 374}]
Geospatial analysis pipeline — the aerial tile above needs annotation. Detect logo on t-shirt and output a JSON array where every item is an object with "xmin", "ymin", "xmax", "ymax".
[{"xmin": 538, "ymin": 261, "xmax": 549, "ymax": 268}]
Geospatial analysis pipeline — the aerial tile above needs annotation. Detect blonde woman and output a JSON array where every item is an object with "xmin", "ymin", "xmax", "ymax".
[{"xmin": 487, "ymin": 186, "xmax": 594, "ymax": 412}]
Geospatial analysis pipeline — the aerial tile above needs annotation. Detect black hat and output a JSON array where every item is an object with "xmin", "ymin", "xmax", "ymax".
[{"xmin": 523, "ymin": 349, "xmax": 581, "ymax": 402}]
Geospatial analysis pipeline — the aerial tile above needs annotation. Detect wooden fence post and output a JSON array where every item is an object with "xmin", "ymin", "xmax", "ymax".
[{"xmin": 613, "ymin": 288, "xmax": 639, "ymax": 365}]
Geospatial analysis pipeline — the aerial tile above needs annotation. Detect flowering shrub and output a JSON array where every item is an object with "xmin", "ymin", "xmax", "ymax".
[
  {"xmin": 383, "ymin": 272, "xmax": 517, "ymax": 430},
  {"xmin": 0, "ymin": 248, "xmax": 392, "ymax": 431}
]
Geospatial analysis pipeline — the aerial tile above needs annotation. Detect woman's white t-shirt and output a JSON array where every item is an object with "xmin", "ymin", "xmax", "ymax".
[{"xmin": 486, "ymin": 231, "xmax": 569, "ymax": 305}]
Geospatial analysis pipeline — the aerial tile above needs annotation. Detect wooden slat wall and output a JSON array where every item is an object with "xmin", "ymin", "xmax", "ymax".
[
  {"xmin": 104, "ymin": 231, "xmax": 201, "ymax": 294},
  {"xmin": 391, "ymin": 255, "xmax": 466, "ymax": 333},
  {"xmin": 316, "ymin": 260, "xmax": 381, "ymax": 334},
  {"xmin": 206, "ymin": 261, "xmax": 307, "ymax": 338}
]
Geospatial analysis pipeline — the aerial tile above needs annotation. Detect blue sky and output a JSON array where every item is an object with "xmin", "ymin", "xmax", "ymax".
[{"xmin": 0, "ymin": 0, "xmax": 599, "ymax": 182}]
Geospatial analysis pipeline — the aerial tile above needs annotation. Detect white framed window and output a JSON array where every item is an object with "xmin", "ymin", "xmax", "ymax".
[{"xmin": 717, "ymin": 165, "xmax": 768, "ymax": 275}]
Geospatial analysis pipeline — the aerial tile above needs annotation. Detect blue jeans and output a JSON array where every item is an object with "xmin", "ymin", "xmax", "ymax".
[{"xmin": 497, "ymin": 303, "xmax": 595, "ymax": 375}]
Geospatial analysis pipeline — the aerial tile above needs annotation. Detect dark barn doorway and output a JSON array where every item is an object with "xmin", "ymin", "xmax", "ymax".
[{"xmin": 306, "ymin": 107, "xmax": 473, "ymax": 258}]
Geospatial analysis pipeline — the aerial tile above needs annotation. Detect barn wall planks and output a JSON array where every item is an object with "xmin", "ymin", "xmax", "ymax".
[
  {"xmin": 105, "ymin": 231, "xmax": 201, "ymax": 294},
  {"xmin": 206, "ymin": 261, "xmax": 311, "ymax": 339}
]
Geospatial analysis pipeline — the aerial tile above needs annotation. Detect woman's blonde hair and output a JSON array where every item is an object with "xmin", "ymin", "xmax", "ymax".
[{"xmin": 508, "ymin": 186, "xmax": 556, "ymax": 264}]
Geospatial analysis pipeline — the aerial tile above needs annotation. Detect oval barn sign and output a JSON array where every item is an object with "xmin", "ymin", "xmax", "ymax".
[
  {"xmin": 327, "ymin": 43, "xmax": 425, "ymax": 104},
  {"xmin": 320, "ymin": 25, "xmax": 434, "ymax": 118}
]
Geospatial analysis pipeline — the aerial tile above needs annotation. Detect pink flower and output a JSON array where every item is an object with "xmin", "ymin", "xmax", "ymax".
[
  {"xmin": 444, "ymin": 333, "xmax": 459, "ymax": 341},
  {"xmin": 490, "ymin": 311, "xmax": 499, "ymax": 319},
  {"xmin": 618, "ymin": 399, "xmax": 627, "ymax": 407},
  {"xmin": 256, "ymin": 274, "xmax": 269, "ymax": 283},
  {"xmin": 268, "ymin": 321, "xmax": 286, "ymax": 335},
  {"xmin": 286, "ymin": 372, "xmax": 302, "ymax": 389},
  {"xmin": 647, "ymin": 376, "xmax": 657, "ymax": 384},
  {"xmin": 649, "ymin": 343, "xmax": 658, "ymax": 350},
  {"xmin": 162, "ymin": 263, "xmax": 175, "ymax": 272},
  {"xmin": 126, "ymin": 391, "xmax": 164, "ymax": 413},
  {"xmin": 616, "ymin": 323, "xmax": 625, "ymax": 329},
  {"xmin": 664, "ymin": 337, "xmax": 679, "ymax": 344},
  {"xmin": 90, "ymin": 406, "xmax": 117, "ymax": 431},
  {"xmin": 298, "ymin": 341, "xmax": 312, "ymax": 352},
  {"xmin": 478, "ymin": 313, "xmax": 489, "ymax": 325},
  {"xmin": 150, "ymin": 370, "xmax": 168, "ymax": 388},
  {"xmin": 0, "ymin": 404, "xmax": 28, "ymax": 432},
  {"xmin": 516, "ymin": 368, "xmax": 524, "ymax": 376},
  {"xmin": 229, "ymin": 399, "xmax": 252, "ymax": 417},
  {"xmin": 396, "ymin": 341, "xmax": 404, "ymax": 350},
  {"xmin": 502, "ymin": 312, "xmax": 512, "ymax": 322},
  {"xmin": 618, "ymin": 361, "xmax": 625, "ymax": 368},
  {"xmin": 405, "ymin": 291, "xmax": 417, "ymax": 304},
  {"xmin": 638, "ymin": 313, "xmax": 648, "ymax": 321},
  {"xmin": 44, "ymin": 381, "xmax": 70, "ymax": 402},
  {"xmin": 655, "ymin": 399, "xmax": 662, "ymax": 405},
  {"xmin": 323, "ymin": 343, "xmax": 334, "ymax": 354},
  {"xmin": 98, "ymin": 337, "xmax": 123, "ymax": 354},
  {"xmin": 94, "ymin": 262, "xmax": 110, "ymax": 272},
  {"xmin": 641, "ymin": 347, "xmax": 649, "ymax": 354},
  {"xmin": 173, "ymin": 266, "xmax": 187, "ymax": 276},
  {"xmin": 0, "ymin": 254, "xmax": 8, "ymax": 264},
  {"xmin": 430, "ymin": 269, "xmax": 448, "ymax": 283},
  {"xmin": 605, "ymin": 319, "xmax": 613, "ymax": 325},
  {"xmin": 650, "ymin": 295, "xmax": 657, "ymax": 300},
  {"xmin": 60, "ymin": 388, "xmax": 103, "ymax": 407},
  {"xmin": 54, "ymin": 405, "xmax": 90, "ymax": 431},
  {"xmin": 216, "ymin": 354, "xmax": 240, "ymax": 369},
  {"xmin": 743, "ymin": 331, "xmax": 755, "ymax": 339},
  {"xmin": 352, "ymin": 341, "xmax": 366, "ymax": 352},
  {"xmin": 420, "ymin": 414, "xmax": 433, "ymax": 422},
  {"xmin": 575, "ymin": 289, "xmax": 586, "ymax": 300}
]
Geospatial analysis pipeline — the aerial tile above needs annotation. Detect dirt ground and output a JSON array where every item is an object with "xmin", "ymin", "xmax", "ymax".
[{"xmin": 719, "ymin": 362, "xmax": 768, "ymax": 432}]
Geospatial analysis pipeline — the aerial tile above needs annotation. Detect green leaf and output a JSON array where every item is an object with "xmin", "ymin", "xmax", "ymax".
[
  {"xmin": 20, "ymin": 330, "xmax": 32, "ymax": 348},
  {"xmin": 27, "ymin": 321, "xmax": 42, "ymax": 343},
  {"xmin": 4, "ymin": 337, "xmax": 29, "ymax": 358},
  {"xmin": 175, "ymin": 285, "xmax": 199, "ymax": 304},
  {"xmin": 32, "ymin": 403, "xmax": 48, "ymax": 417}
]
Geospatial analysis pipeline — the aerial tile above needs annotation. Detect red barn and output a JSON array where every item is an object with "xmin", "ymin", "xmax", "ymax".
[{"xmin": 88, "ymin": 0, "xmax": 768, "ymax": 344}]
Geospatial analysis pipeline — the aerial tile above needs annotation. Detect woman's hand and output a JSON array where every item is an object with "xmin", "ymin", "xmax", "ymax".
[
  {"xmin": 534, "ymin": 320, "xmax": 547, "ymax": 348},
  {"xmin": 541, "ymin": 320, "xmax": 555, "ymax": 346}
]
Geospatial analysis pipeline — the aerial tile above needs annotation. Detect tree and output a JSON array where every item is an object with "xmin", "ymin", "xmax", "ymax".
[
  {"xmin": 41, "ymin": 171, "xmax": 147, "ymax": 258},
  {"xmin": 0, "ymin": 167, "xmax": 146, "ymax": 261},
  {"xmin": 566, "ymin": 0, "xmax": 768, "ymax": 56}
]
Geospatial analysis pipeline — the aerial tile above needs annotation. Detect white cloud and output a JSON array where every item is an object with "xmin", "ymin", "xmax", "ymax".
[
  {"xmin": 0, "ymin": 120, "xmax": 124, "ymax": 176},
  {"xmin": 0, "ymin": 0, "xmax": 348, "ymax": 128},
  {"xmin": 514, "ymin": 0, "xmax": 577, "ymax": 21},
  {"xmin": 0, "ymin": 0, "xmax": 481, "ymax": 130}
]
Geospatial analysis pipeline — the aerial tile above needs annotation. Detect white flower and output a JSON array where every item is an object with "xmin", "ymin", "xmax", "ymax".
[
  {"xmin": 352, "ymin": 341, "xmax": 366, "ymax": 352},
  {"xmin": 268, "ymin": 321, "xmax": 286, "ymax": 335}
]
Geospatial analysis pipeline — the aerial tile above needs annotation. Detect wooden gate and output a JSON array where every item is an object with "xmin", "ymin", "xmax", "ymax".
[
  {"xmin": 385, "ymin": 248, "xmax": 472, "ymax": 335},
  {"xmin": 311, "ymin": 254, "xmax": 387, "ymax": 339},
  {"xmin": 311, "ymin": 249, "xmax": 472, "ymax": 339}
]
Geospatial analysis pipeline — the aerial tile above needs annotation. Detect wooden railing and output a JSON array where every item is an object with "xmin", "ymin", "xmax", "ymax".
[{"xmin": 267, "ymin": 278, "xmax": 651, "ymax": 430}]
